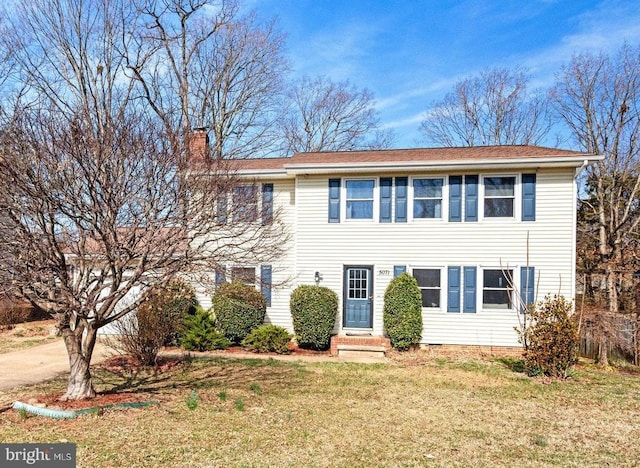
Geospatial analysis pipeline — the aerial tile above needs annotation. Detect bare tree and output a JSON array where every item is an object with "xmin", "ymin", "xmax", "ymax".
[
  {"xmin": 280, "ymin": 75, "xmax": 393, "ymax": 153},
  {"xmin": 0, "ymin": 0, "xmax": 287, "ymax": 399},
  {"xmin": 126, "ymin": 0, "xmax": 288, "ymax": 159},
  {"xmin": 551, "ymin": 44, "xmax": 640, "ymax": 365},
  {"xmin": 0, "ymin": 16, "xmax": 14, "ymax": 95},
  {"xmin": 576, "ymin": 196, "xmax": 604, "ymax": 301},
  {"xmin": 420, "ymin": 67, "xmax": 552, "ymax": 147}
]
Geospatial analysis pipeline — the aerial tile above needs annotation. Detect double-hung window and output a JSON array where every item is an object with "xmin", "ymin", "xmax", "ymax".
[
  {"xmin": 482, "ymin": 269, "xmax": 513, "ymax": 309},
  {"xmin": 345, "ymin": 179, "xmax": 375, "ymax": 220},
  {"xmin": 232, "ymin": 267, "xmax": 256, "ymax": 286},
  {"xmin": 483, "ymin": 176, "xmax": 515, "ymax": 218},
  {"xmin": 220, "ymin": 265, "xmax": 272, "ymax": 307},
  {"xmin": 413, "ymin": 268, "xmax": 441, "ymax": 307},
  {"xmin": 330, "ymin": 173, "xmax": 534, "ymax": 223},
  {"xmin": 413, "ymin": 178, "xmax": 443, "ymax": 219},
  {"xmin": 220, "ymin": 183, "xmax": 271, "ymax": 224},
  {"xmin": 232, "ymin": 185, "xmax": 258, "ymax": 222}
]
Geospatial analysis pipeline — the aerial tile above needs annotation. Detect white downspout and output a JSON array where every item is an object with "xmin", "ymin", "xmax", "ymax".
[{"xmin": 575, "ymin": 159, "xmax": 589, "ymax": 178}]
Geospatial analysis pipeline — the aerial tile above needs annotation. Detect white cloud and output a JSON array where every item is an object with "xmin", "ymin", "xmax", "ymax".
[
  {"xmin": 521, "ymin": 0, "xmax": 640, "ymax": 87},
  {"xmin": 375, "ymin": 77, "xmax": 462, "ymax": 111},
  {"xmin": 290, "ymin": 19, "xmax": 386, "ymax": 81},
  {"xmin": 381, "ymin": 111, "xmax": 426, "ymax": 130}
]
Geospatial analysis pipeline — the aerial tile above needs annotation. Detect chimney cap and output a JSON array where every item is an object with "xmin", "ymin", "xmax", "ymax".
[{"xmin": 193, "ymin": 127, "xmax": 208, "ymax": 133}]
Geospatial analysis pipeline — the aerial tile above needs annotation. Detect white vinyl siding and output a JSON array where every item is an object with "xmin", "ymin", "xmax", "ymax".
[
  {"xmin": 292, "ymin": 168, "xmax": 575, "ymax": 346},
  {"xmin": 193, "ymin": 167, "xmax": 576, "ymax": 347},
  {"xmin": 193, "ymin": 178, "xmax": 297, "ymax": 332}
]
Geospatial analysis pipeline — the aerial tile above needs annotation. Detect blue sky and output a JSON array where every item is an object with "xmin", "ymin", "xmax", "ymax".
[{"xmin": 246, "ymin": 0, "xmax": 640, "ymax": 148}]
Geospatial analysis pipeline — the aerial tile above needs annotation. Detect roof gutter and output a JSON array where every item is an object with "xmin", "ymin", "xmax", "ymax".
[
  {"xmin": 235, "ymin": 169, "xmax": 291, "ymax": 179},
  {"xmin": 284, "ymin": 155, "xmax": 605, "ymax": 175}
]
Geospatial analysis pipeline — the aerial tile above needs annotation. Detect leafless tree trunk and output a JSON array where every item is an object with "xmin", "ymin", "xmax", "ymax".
[
  {"xmin": 420, "ymin": 67, "xmax": 552, "ymax": 147},
  {"xmin": 280, "ymin": 75, "xmax": 394, "ymax": 153},
  {"xmin": 551, "ymin": 45, "xmax": 640, "ymax": 366},
  {"xmin": 0, "ymin": 0, "xmax": 288, "ymax": 399},
  {"xmin": 60, "ymin": 316, "xmax": 98, "ymax": 400}
]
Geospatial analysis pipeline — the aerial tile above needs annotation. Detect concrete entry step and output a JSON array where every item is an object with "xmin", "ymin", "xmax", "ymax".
[{"xmin": 336, "ymin": 344, "xmax": 386, "ymax": 359}]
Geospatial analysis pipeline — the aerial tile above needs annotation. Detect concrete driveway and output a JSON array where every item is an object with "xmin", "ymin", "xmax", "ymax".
[{"xmin": 0, "ymin": 339, "xmax": 111, "ymax": 392}]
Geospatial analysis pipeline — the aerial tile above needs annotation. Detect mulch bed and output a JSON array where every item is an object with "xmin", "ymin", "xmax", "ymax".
[
  {"xmin": 159, "ymin": 343, "xmax": 331, "ymax": 358},
  {"xmin": 100, "ymin": 354, "xmax": 183, "ymax": 373},
  {"xmin": 223, "ymin": 343, "xmax": 331, "ymax": 356}
]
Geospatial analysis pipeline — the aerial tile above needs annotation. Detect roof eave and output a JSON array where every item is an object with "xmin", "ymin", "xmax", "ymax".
[
  {"xmin": 184, "ymin": 168, "xmax": 292, "ymax": 179},
  {"xmin": 235, "ymin": 169, "xmax": 292, "ymax": 179},
  {"xmin": 283, "ymin": 155, "xmax": 604, "ymax": 175}
]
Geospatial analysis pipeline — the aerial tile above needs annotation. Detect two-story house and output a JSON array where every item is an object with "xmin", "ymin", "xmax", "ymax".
[{"xmin": 195, "ymin": 138, "xmax": 601, "ymax": 352}]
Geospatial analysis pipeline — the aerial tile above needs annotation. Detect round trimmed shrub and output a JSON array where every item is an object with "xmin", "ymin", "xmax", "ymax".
[
  {"xmin": 290, "ymin": 285, "xmax": 338, "ymax": 350},
  {"xmin": 383, "ymin": 273, "xmax": 423, "ymax": 350},
  {"xmin": 212, "ymin": 281, "xmax": 267, "ymax": 343},
  {"xmin": 241, "ymin": 324, "xmax": 292, "ymax": 354}
]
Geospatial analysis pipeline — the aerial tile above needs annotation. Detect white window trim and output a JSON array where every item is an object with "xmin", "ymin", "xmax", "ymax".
[
  {"xmin": 411, "ymin": 266, "xmax": 444, "ymax": 310},
  {"xmin": 342, "ymin": 177, "xmax": 379, "ymax": 222},
  {"xmin": 480, "ymin": 267, "xmax": 515, "ymax": 311},
  {"xmin": 480, "ymin": 174, "xmax": 520, "ymax": 221},
  {"xmin": 409, "ymin": 176, "xmax": 447, "ymax": 222}
]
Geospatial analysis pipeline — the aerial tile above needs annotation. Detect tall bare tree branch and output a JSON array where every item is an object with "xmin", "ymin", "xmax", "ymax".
[
  {"xmin": 125, "ymin": 0, "xmax": 288, "ymax": 159},
  {"xmin": 551, "ymin": 44, "xmax": 640, "ymax": 365},
  {"xmin": 420, "ymin": 67, "xmax": 552, "ymax": 147},
  {"xmin": 0, "ymin": 0, "xmax": 288, "ymax": 399},
  {"xmin": 280, "ymin": 75, "xmax": 393, "ymax": 153}
]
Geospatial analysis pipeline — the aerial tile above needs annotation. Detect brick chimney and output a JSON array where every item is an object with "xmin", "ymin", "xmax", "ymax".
[{"xmin": 189, "ymin": 127, "xmax": 209, "ymax": 167}]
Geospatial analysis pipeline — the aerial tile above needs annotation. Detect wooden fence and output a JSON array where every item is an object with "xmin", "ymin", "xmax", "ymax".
[{"xmin": 578, "ymin": 311, "xmax": 638, "ymax": 365}]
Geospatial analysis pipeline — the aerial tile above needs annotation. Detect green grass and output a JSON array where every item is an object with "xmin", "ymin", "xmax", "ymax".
[
  {"xmin": 0, "ymin": 320, "xmax": 59, "ymax": 354},
  {"xmin": 1, "ymin": 355, "xmax": 639, "ymax": 467},
  {"xmin": 0, "ymin": 336, "xmax": 58, "ymax": 354}
]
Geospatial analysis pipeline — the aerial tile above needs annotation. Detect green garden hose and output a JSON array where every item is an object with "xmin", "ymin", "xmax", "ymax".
[{"xmin": 12, "ymin": 400, "xmax": 157, "ymax": 419}]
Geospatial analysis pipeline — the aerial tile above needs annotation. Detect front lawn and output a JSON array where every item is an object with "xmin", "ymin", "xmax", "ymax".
[{"xmin": 1, "ymin": 353, "xmax": 638, "ymax": 467}]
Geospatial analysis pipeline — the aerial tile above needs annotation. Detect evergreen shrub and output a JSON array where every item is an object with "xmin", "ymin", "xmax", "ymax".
[
  {"xmin": 181, "ymin": 305, "xmax": 231, "ymax": 351},
  {"xmin": 213, "ymin": 281, "xmax": 266, "ymax": 343},
  {"xmin": 241, "ymin": 324, "xmax": 291, "ymax": 354},
  {"xmin": 290, "ymin": 285, "xmax": 338, "ymax": 350},
  {"xmin": 383, "ymin": 273, "xmax": 423, "ymax": 350}
]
